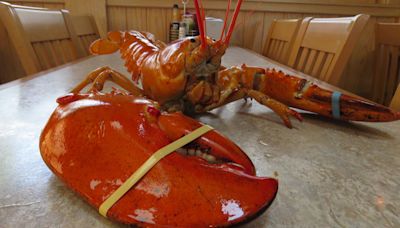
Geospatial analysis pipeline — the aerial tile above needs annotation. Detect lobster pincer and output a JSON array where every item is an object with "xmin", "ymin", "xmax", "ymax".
[{"xmin": 40, "ymin": 90, "xmax": 278, "ymax": 227}]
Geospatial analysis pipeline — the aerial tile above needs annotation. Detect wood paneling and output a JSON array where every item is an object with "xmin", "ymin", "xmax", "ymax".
[
  {"xmin": 8, "ymin": 1, "xmax": 64, "ymax": 9},
  {"xmin": 126, "ymin": 7, "xmax": 147, "ymax": 31}
]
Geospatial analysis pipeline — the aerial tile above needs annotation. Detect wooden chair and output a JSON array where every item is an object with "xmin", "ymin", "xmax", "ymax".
[
  {"xmin": 262, "ymin": 18, "xmax": 306, "ymax": 64},
  {"xmin": 390, "ymin": 84, "xmax": 400, "ymax": 111},
  {"xmin": 287, "ymin": 14, "xmax": 369, "ymax": 85},
  {"xmin": 372, "ymin": 23, "xmax": 400, "ymax": 106},
  {"xmin": 71, "ymin": 15, "xmax": 100, "ymax": 56},
  {"xmin": 0, "ymin": 1, "xmax": 85, "ymax": 75}
]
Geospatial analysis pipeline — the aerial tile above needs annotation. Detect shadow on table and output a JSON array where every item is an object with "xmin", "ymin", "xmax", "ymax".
[
  {"xmin": 300, "ymin": 113, "xmax": 395, "ymax": 140},
  {"xmin": 234, "ymin": 109, "xmax": 394, "ymax": 140}
]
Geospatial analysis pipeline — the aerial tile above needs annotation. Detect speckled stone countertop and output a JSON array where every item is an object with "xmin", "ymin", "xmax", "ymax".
[{"xmin": 0, "ymin": 48, "xmax": 399, "ymax": 227}]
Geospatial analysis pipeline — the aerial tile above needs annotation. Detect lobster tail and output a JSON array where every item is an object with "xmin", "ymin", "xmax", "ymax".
[{"xmin": 89, "ymin": 31, "xmax": 123, "ymax": 55}]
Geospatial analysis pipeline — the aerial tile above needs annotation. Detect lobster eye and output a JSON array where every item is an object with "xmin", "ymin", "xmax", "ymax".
[{"xmin": 190, "ymin": 38, "xmax": 196, "ymax": 43}]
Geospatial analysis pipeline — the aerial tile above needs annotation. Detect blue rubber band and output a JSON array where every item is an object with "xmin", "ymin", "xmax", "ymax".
[{"xmin": 332, "ymin": 91, "xmax": 342, "ymax": 119}]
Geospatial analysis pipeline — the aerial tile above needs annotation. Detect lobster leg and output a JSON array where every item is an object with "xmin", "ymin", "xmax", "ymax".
[
  {"xmin": 202, "ymin": 87, "xmax": 302, "ymax": 128},
  {"xmin": 71, "ymin": 66, "xmax": 143, "ymax": 95},
  {"xmin": 237, "ymin": 65, "xmax": 400, "ymax": 122},
  {"xmin": 247, "ymin": 89, "xmax": 303, "ymax": 128},
  {"xmin": 187, "ymin": 67, "xmax": 303, "ymax": 128}
]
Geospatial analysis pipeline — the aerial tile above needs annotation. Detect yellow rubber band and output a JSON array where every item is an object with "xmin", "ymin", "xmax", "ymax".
[{"xmin": 98, "ymin": 124, "xmax": 213, "ymax": 217}]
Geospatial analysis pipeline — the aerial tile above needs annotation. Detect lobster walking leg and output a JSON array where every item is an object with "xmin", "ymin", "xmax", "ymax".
[
  {"xmin": 71, "ymin": 66, "xmax": 143, "ymax": 95},
  {"xmin": 247, "ymin": 90, "xmax": 303, "ymax": 128}
]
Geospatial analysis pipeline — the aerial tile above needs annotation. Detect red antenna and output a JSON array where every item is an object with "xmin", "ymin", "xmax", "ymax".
[
  {"xmin": 194, "ymin": 0, "xmax": 206, "ymax": 48},
  {"xmin": 224, "ymin": 0, "xmax": 243, "ymax": 44},
  {"xmin": 200, "ymin": 0, "xmax": 207, "ymax": 39},
  {"xmin": 220, "ymin": 0, "xmax": 232, "ymax": 40}
]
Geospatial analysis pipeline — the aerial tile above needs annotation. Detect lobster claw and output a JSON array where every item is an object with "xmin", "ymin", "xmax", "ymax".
[
  {"xmin": 40, "ymin": 94, "xmax": 278, "ymax": 226},
  {"xmin": 158, "ymin": 112, "xmax": 257, "ymax": 175}
]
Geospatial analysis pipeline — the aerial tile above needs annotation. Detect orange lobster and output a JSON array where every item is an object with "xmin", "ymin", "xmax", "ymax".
[
  {"xmin": 84, "ymin": 0, "xmax": 399, "ymax": 128},
  {"xmin": 40, "ymin": 0, "xmax": 400, "ymax": 226}
]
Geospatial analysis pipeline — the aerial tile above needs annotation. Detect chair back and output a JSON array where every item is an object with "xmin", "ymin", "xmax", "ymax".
[
  {"xmin": 0, "ymin": 1, "xmax": 84, "ymax": 75},
  {"xmin": 287, "ymin": 14, "xmax": 369, "ymax": 84},
  {"xmin": 263, "ymin": 18, "xmax": 305, "ymax": 64},
  {"xmin": 373, "ymin": 23, "xmax": 400, "ymax": 106},
  {"xmin": 71, "ymin": 15, "xmax": 100, "ymax": 55}
]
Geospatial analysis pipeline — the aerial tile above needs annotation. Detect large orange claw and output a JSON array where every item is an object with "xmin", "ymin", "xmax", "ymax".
[{"xmin": 40, "ymin": 94, "xmax": 278, "ymax": 227}]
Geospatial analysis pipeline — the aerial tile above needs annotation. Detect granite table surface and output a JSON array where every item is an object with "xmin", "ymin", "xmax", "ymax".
[{"xmin": 0, "ymin": 47, "xmax": 399, "ymax": 227}]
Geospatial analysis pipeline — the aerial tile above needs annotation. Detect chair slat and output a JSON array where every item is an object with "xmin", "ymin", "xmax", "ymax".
[
  {"xmin": 304, "ymin": 49, "xmax": 317, "ymax": 75},
  {"xmin": 297, "ymin": 47, "xmax": 310, "ymax": 72},
  {"xmin": 385, "ymin": 46, "xmax": 399, "ymax": 105},
  {"xmin": 276, "ymin": 40, "xmax": 285, "ymax": 61},
  {"xmin": 50, "ymin": 40, "xmax": 65, "ymax": 65},
  {"xmin": 311, "ymin": 51, "xmax": 325, "ymax": 77},
  {"xmin": 77, "ymin": 35, "xmax": 87, "ymax": 55},
  {"xmin": 320, "ymin": 53, "xmax": 334, "ymax": 81},
  {"xmin": 60, "ymin": 39, "xmax": 73, "ymax": 62},
  {"xmin": 373, "ymin": 44, "xmax": 389, "ymax": 103},
  {"xmin": 43, "ymin": 41, "xmax": 58, "ymax": 67},
  {"xmin": 270, "ymin": 40, "xmax": 279, "ymax": 59},
  {"xmin": 390, "ymin": 83, "xmax": 400, "ymax": 110},
  {"xmin": 278, "ymin": 43, "xmax": 289, "ymax": 62},
  {"xmin": 33, "ymin": 42, "xmax": 51, "ymax": 70}
]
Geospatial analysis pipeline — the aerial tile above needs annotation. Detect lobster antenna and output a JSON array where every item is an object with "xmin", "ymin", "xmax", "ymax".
[
  {"xmin": 200, "ymin": 0, "xmax": 206, "ymax": 40},
  {"xmin": 224, "ymin": 0, "xmax": 243, "ymax": 44},
  {"xmin": 194, "ymin": 0, "xmax": 206, "ymax": 48},
  {"xmin": 220, "ymin": 0, "xmax": 232, "ymax": 40}
]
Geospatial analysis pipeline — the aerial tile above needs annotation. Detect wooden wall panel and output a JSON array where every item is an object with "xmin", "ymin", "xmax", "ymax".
[
  {"xmin": 108, "ymin": 7, "xmax": 172, "ymax": 42},
  {"xmin": 107, "ymin": 6, "xmax": 127, "ymax": 30},
  {"xmin": 146, "ymin": 8, "xmax": 171, "ymax": 42},
  {"xmin": 243, "ymin": 12, "xmax": 264, "ymax": 52},
  {"xmin": 7, "ymin": 1, "xmax": 64, "ymax": 9},
  {"xmin": 126, "ymin": 8, "xmax": 147, "ymax": 31}
]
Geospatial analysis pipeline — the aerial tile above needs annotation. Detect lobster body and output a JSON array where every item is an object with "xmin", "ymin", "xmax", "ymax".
[{"xmin": 40, "ymin": 93, "xmax": 278, "ymax": 226}]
